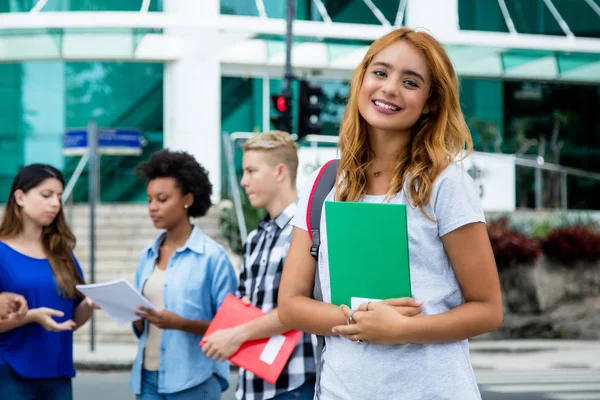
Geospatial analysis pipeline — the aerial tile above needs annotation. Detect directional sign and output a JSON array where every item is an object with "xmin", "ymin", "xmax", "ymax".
[{"xmin": 63, "ymin": 129, "xmax": 142, "ymax": 156}]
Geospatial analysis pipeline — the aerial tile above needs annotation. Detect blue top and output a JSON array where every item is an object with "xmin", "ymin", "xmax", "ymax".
[
  {"xmin": 0, "ymin": 241, "xmax": 84, "ymax": 379},
  {"xmin": 129, "ymin": 226, "xmax": 238, "ymax": 395}
]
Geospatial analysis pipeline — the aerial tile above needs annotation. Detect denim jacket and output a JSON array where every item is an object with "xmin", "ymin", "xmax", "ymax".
[{"xmin": 129, "ymin": 226, "xmax": 237, "ymax": 395}]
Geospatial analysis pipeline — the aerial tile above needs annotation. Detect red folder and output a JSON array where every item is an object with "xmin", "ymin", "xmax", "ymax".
[{"xmin": 200, "ymin": 294, "xmax": 302, "ymax": 384}]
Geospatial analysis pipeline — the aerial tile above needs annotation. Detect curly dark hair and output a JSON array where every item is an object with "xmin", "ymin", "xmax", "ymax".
[{"xmin": 136, "ymin": 150, "xmax": 213, "ymax": 218}]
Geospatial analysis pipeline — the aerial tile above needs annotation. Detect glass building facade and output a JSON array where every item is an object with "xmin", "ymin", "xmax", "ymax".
[{"xmin": 0, "ymin": 0, "xmax": 599, "ymax": 208}]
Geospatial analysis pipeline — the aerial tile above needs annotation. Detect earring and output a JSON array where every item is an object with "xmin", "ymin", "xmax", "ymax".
[{"xmin": 184, "ymin": 204, "xmax": 189, "ymax": 209}]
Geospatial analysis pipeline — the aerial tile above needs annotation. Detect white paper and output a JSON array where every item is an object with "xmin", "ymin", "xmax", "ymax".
[
  {"xmin": 259, "ymin": 335, "xmax": 286, "ymax": 365},
  {"xmin": 350, "ymin": 297, "xmax": 382, "ymax": 310},
  {"xmin": 76, "ymin": 279, "xmax": 156, "ymax": 326}
]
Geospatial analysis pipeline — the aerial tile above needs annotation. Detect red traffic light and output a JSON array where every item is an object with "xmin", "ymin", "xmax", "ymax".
[{"xmin": 275, "ymin": 96, "xmax": 288, "ymax": 113}]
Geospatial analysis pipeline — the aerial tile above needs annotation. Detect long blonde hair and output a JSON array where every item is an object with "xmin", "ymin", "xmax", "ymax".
[{"xmin": 335, "ymin": 27, "xmax": 472, "ymax": 217}]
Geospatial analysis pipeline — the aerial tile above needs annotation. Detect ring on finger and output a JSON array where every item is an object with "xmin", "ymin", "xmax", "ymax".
[
  {"xmin": 354, "ymin": 334, "xmax": 362, "ymax": 344},
  {"xmin": 347, "ymin": 310, "xmax": 357, "ymax": 324}
]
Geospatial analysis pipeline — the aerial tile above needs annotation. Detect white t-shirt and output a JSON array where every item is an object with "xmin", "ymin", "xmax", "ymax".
[{"xmin": 290, "ymin": 162, "xmax": 485, "ymax": 400}]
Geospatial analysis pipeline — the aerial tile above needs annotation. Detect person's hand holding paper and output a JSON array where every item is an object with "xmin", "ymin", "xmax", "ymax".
[
  {"xmin": 135, "ymin": 306, "xmax": 183, "ymax": 330},
  {"xmin": 76, "ymin": 279, "xmax": 156, "ymax": 326}
]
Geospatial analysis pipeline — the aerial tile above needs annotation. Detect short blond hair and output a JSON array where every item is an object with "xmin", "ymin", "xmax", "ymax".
[{"xmin": 243, "ymin": 131, "xmax": 299, "ymax": 184}]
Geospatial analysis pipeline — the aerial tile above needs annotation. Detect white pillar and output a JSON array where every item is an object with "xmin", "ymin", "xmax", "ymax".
[
  {"xmin": 164, "ymin": 0, "xmax": 222, "ymax": 200},
  {"xmin": 405, "ymin": 0, "xmax": 459, "ymax": 38}
]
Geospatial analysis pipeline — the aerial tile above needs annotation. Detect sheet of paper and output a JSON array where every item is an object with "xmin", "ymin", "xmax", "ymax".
[
  {"xmin": 350, "ymin": 297, "xmax": 382, "ymax": 310},
  {"xmin": 76, "ymin": 279, "xmax": 156, "ymax": 326},
  {"xmin": 259, "ymin": 335, "xmax": 286, "ymax": 365}
]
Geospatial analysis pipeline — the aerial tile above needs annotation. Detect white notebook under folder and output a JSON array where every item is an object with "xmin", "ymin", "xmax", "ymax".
[{"xmin": 76, "ymin": 279, "xmax": 156, "ymax": 326}]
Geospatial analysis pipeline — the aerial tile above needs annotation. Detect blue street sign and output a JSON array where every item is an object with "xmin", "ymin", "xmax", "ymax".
[{"xmin": 63, "ymin": 128, "xmax": 142, "ymax": 156}]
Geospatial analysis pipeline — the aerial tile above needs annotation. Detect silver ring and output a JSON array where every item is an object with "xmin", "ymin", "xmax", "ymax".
[
  {"xmin": 347, "ymin": 310, "xmax": 357, "ymax": 324},
  {"xmin": 366, "ymin": 302, "xmax": 371, "ymax": 311},
  {"xmin": 355, "ymin": 335, "xmax": 362, "ymax": 344}
]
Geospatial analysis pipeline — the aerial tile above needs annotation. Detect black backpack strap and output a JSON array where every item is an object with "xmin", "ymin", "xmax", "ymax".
[
  {"xmin": 305, "ymin": 159, "xmax": 339, "ymax": 399},
  {"xmin": 307, "ymin": 159, "xmax": 339, "ymax": 262}
]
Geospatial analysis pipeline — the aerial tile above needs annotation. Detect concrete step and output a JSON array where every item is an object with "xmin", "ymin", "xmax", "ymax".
[
  {"xmin": 71, "ymin": 225, "xmax": 222, "ymax": 238},
  {"xmin": 67, "ymin": 214, "xmax": 221, "ymax": 228},
  {"xmin": 64, "ymin": 204, "xmax": 221, "ymax": 218}
]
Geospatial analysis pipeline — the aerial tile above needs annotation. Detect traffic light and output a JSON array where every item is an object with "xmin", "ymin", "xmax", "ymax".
[
  {"xmin": 298, "ymin": 80, "xmax": 323, "ymax": 139},
  {"xmin": 270, "ymin": 93, "xmax": 292, "ymax": 133}
]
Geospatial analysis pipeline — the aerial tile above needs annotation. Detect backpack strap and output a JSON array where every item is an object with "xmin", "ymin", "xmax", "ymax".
[
  {"xmin": 305, "ymin": 159, "xmax": 339, "ymax": 399},
  {"xmin": 307, "ymin": 159, "xmax": 340, "ymax": 261}
]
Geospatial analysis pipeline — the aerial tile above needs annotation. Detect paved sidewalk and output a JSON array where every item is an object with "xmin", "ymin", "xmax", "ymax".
[
  {"xmin": 74, "ymin": 340, "xmax": 600, "ymax": 371},
  {"xmin": 469, "ymin": 340, "xmax": 600, "ymax": 370}
]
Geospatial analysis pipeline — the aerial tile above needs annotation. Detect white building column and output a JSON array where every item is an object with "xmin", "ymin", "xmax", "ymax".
[
  {"xmin": 405, "ymin": 0, "xmax": 459, "ymax": 38},
  {"xmin": 163, "ymin": 0, "xmax": 223, "ymax": 200}
]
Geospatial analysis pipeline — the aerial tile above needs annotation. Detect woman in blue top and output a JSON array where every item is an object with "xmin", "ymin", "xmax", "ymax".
[
  {"xmin": 130, "ymin": 150, "xmax": 237, "ymax": 400},
  {"xmin": 0, "ymin": 164, "xmax": 96, "ymax": 400}
]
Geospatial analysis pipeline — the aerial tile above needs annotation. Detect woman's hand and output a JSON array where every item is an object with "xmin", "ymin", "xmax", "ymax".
[
  {"xmin": 31, "ymin": 308, "xmax": 76, "ymax": 332},
  {"xmin": 0, "ymin": 293, "xmax": 28, "ymax": 320},
  {"xmin": 202, "ymin": 327, "xmax": 245, "ymax": 362},
  {"xmin": 332, "ymin": 300, "xmax": 421, "ymax": 344},
  {"xmin": 373, "ymin": 297, "xmax": 423, "ymax": 317},
  {"xmin": 136, "ymin": 306, "xmax": 183, "ymax": 330},
  {"xmin": 83, "ymin": 297, "xmax": 100, "ymax": 310}
]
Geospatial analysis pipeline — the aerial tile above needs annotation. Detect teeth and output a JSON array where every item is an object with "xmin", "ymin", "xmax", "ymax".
[{"xmin": 374, "ymin": 101, "xmax": 399, "ymax": 111}]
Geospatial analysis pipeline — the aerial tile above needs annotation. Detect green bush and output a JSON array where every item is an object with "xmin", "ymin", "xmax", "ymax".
[{"xmin": 219, "ymin": 195, "xmax": 266, "ymax": 254}]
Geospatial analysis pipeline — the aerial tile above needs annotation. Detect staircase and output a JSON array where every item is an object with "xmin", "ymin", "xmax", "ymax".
[{"xmin": 66, "ymin": 203, "xmax": 240, "ymax": 344}]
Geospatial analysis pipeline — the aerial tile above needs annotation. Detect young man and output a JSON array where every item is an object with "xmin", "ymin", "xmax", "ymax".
[{"xmin": 202, "ymin": 131, "xmax": 316, "ymax": 400}]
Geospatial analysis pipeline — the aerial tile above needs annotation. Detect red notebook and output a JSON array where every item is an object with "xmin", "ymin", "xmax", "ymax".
[{"xmin": 200, "ymin": 294, "xmax": 302, "ymax": 384}]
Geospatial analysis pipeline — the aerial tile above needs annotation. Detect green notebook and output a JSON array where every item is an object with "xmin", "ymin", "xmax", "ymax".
[{"xmin": 325, "ymin": 201, "xmax": 411, "ymax": 308}]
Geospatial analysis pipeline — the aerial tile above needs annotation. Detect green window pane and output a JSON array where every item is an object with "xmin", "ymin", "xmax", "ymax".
[
  {"xmin": 552, "ymin": 0, "xmax": 600, "ymax": 38},
  {"xmin": 458, "ymin": 0, "xmax": 509, "ymax": 32},
  {"xmin": 505, "ymin": 0, "xmax": 564, "ymax": 36},
  {"xmin": 221, "ymin": 0, "xmax": 258, "ymax": 16}
]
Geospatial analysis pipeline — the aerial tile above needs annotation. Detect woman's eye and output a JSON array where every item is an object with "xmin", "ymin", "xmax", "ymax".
[
  {"xmin": 373, "ymin": 70, "xmax": 387, "ymax": 77},
  {"xmin": 404, "ymin": 80, "xmax": 418, "ymax": 88}
]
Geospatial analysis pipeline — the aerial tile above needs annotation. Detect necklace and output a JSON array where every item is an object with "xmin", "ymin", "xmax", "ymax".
[{"xmin": 374, "ymin": 171, "xmax": 382, "ymax": 177}]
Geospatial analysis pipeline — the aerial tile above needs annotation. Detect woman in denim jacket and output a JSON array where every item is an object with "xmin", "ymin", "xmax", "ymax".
[{"xmin": 129, "ymin": 150, "xmax": 237, "ymax": 400}]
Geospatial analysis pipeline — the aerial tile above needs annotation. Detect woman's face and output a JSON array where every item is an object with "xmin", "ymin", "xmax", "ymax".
[
  {"xmin": 15, "ymin": 178, "xmax": 63, "ymax": 228},
  {"xmin": 146, "ymin": 177, "xmax": 192, "ymax": 230},
  {"xmin": 358, "ymin": 40, "xmax": 432, "ymax": 135}
]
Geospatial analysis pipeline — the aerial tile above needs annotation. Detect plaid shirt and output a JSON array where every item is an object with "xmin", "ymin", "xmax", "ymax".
[{"xmin": 235, "ymin": 201, "xmax": 316, "ymax": 400}]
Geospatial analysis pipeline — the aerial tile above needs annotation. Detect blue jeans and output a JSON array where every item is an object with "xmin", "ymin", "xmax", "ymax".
[
  {"xmin": 0, "ymin": 364, "xmax": 72, "ymax": 400},
  {"xmin": 271, "ymin": 378, "xmax": 316, "ymax": 400},
  {"xmin": 137, "ymin": 369, "xmax": 221, "ymax": 400}
]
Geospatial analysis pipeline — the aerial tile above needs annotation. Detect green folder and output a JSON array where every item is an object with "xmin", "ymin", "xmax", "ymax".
[{"xmin": 325, "ymin": 201, "xmax": 411, "ymax": 307}]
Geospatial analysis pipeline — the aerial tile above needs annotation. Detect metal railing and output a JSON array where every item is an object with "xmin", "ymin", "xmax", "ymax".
[
  {"xmin": 514, "ymin": 156, "xmax": 600, "ymax": 210},
  {"xmin": 223, "ymin": 132, "xmax": 600, "ymax": 243},
  {"xmin": 62, "ymin": 151, "xmax": 90, "ymax": 223}
]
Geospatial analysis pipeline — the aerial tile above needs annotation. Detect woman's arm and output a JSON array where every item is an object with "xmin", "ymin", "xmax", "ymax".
[
  {"xmin": 0, "ymin": 308, "xmax": 76, "ymax": 333},
  {"xmin": 333, "ymin": 222, "xmax": 503, "ymax": 344},
  {"xmin": 73, "ymin": 298, "xmax": 95, "ymax": 331},
  {"xmin": 0, "ymin": 309, "xmax": 38, "ymax": 333},
  {"xmin": 278, "ymin": 227, "xmax": 348, "ymax": 336},
  {"xmin": 136, "ymin": 306, "xmax": 210, "ymax": 335},
  {"xmin": 406, "ymin": 222, "xmax": 503, "ymax": 342}
]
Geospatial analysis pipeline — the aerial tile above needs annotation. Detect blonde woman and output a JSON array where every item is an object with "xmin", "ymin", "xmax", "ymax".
[{"xmin": 278, "ymin": 28, "xmax": 502, "ymax": 399}]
